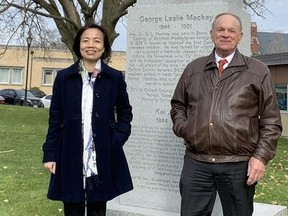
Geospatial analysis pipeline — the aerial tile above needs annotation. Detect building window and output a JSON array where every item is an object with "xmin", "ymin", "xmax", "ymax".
[
  {"xmin": 0, "ymin": 67, "xmax": 23, "ymax": 84},
  {"xmin": 0, "ymin": 68, "xmax": 9, "ymax": 84},
  {"xmin": 42, "ymin": 69, "xmax": 59, "ymax": 86},
  {"xmin": 275, "ymin": 84, "xmax": 287, "ymax": 111},
  {"xmin": 12, "ymin": 68, "xmax": 22, "ymax": 84}
]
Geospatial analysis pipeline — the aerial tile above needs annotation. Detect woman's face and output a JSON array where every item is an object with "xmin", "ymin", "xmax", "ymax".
[{"xmin": 80, "ymin": 28, "xmax": 105, "ymax": 63}]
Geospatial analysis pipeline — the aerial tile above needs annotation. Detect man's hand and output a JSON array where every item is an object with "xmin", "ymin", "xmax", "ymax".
[
  {"xmin": 247, "ymin": 157, "xmax": 265, "ymax": 186},
  {"xmin": 44, "ymin": 162, "xmax": 56, "ymax": 174}
]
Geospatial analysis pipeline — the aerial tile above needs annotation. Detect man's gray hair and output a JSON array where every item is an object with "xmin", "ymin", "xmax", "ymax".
[{"xmin": 212, "ymin": 12, "xmax": 243, "ymax": 31}]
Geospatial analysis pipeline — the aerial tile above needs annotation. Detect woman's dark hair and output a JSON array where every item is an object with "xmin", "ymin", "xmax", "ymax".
[{"xmin": 73, "ymin": 23, "xmax": 111, "ymax": 60}]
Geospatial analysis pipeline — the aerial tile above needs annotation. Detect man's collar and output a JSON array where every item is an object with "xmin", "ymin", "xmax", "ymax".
[{"xmin": 215, "ymin": 51, "xmax": 235, "ymax": 65}]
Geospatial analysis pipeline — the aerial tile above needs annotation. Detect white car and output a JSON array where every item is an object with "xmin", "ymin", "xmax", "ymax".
[
  {"xmin": 0, "ymin": 95, "xmax": 5, "ymax": 104},
  {"xmin": 41, "ymin": 95, "xmax": 52, "ymax": 108}
]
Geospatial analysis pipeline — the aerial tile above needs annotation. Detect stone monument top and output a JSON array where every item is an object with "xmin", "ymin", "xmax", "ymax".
[{"xmin": 137, "ymin": 0, "xmax": 242, "ymax": 7}]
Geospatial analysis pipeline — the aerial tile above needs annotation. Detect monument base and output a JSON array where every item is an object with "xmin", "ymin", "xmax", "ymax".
[{"xmin": 107, "ymin": 200, "xmax": 287, "ymax": 216}]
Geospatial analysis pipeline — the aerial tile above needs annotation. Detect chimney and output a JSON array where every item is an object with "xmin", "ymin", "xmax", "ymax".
[{"xmin": 251, "ymin": 22, "xmax": 260, "ymax": 55}]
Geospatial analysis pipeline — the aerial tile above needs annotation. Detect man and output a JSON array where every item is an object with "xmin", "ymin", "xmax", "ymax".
[{"xmin": 170, "ymin": 12, "xmax": 282, "ymax": 216}]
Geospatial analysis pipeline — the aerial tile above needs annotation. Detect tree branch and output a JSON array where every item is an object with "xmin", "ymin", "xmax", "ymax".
[
  {"xmin": 242, "ymin": 0, "xmax": 270, "ymax": 18},
  {"xmin": 0, "ymin": 4, "xmax": 10, "ymax": 13},
  {"xmin": 7, "ymin": 1, "xmax": 79, "ymax": 28}
]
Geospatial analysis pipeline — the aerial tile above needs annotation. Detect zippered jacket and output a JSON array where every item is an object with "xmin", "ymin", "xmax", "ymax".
[{"xmin": 170, "ymin": 49, "xmax": 282, "ymax": 165}]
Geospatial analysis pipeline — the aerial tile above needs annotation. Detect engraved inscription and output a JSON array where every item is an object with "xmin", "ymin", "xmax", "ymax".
[{"xmin": 122, "ymin": 6, "xmax": 216, "ymax": 212}]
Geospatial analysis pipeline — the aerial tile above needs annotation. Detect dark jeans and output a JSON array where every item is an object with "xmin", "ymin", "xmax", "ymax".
[
  {"xmin": 63, "ymin": 202, "xmax": 106, "ymax": 216},
  {"xmin": 180, "ymin": 156, "xmax": 255, "ymax": 216}
]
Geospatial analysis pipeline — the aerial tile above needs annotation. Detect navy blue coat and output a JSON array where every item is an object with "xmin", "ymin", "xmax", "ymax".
[{"xmin": 42, "ymin": 60, "xmax": 133, "ymax": 202}]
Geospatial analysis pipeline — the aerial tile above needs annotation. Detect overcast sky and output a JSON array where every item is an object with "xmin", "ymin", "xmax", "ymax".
[
  {"xmin": 112, "ymin": 0, "xmax": 288, "ymax": 51},
  {"xmin": 251, "ymin": 0, "xmax": 288, "ymax": 33}
]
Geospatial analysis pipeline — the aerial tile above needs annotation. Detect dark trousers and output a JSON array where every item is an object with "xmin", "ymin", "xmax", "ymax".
[
  {"xmin": 180, "ymin": 156, "xmax": 255, "ymax": 216},
  {"xmin": 63, "ymin": 202, "xmax": 106, "ymax": 216}
]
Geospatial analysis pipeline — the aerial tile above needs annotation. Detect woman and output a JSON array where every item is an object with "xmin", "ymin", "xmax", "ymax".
[{"xmin": 42, "ymin": 23, "xmax": 133, "ymax": 216}]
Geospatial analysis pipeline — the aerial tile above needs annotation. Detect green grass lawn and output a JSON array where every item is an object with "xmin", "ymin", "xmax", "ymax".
[
  {"xmin": 0, "ymin": 105, "xmax": 63, "ymax": 216},
  {"xmin": 254, "ymin": 137, "xmax": 288, "ymax": 206},
  {"xmin": 0, "ymin": 105, "xmax": 287, "ymax": 215}
]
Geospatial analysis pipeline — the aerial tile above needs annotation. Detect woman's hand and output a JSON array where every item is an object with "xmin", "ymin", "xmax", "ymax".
[{"xmin": 44, "ymin": 162, "xmax": 56, "ymax": 174}]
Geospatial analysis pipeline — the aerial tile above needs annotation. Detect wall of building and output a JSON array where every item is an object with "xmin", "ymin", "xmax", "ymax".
[
  {"xmin": 270, "ymin": 65, "xmax": 288, "ymax": 84},
  {"xmin": 269, "ymin": 65, "xmax": 288, "ymax": 137},
  {"xmin": 254, "ymin": 54, "xmax": 288, "ymax": 137},
  {"xmin": 0, "ymin": 46, "xmax": 126, "ymax": 95}
]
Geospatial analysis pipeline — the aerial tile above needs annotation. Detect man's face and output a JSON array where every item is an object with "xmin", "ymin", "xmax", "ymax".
[{"xmin": 210, "ymin": 14, "xmax": 243, "ymax": 57}]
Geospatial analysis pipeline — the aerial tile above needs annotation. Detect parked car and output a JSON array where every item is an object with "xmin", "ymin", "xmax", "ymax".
[
  {"xmin": 0, "ymin": 95, "xmax": 5, "ymax": 104},
  {"xmin": 29, "ymin": 89, "xmax": 46, "ymax": 98},
  {"xmin": 0, "ymin": 89, "xmax": 44, "ymax": 107},
  {"xmin": 41, "ymin": 94, "xmax": 52, "ymax": 108}
]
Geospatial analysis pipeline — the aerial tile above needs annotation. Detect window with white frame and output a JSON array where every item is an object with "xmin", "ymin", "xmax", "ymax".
[
  {"xmin": 42, "ymin": 69, "xmax": 59, "ymax": 86},
  {"xmin": 11, "ymin": 68, "xmax": 22, "ymax": 84},
  {"xmin": 0, "ymin": 67, "xmax": 23, "ymax": 84},
  {"xmin": 275, "ymin": 84, "xmax": 287, "ymax": 111}
]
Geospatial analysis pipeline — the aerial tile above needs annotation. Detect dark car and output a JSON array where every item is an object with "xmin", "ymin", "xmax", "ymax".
[
  {"xmin": 28, "ymin": 89, "xmax": 46, "ymax": 98},
  {"xmin": 0, "ymin": 89, "xmax": 44, "ymax": 107}
]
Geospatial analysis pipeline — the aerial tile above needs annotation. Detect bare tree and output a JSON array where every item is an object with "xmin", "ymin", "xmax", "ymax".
[
  {"xmin": 243, "ymin": 0, "xmax": 268, "ymax": 17},
  {"xmin": 0, "ymin": 0, "xmax": 136, "ymax": 59},
  {"xmin": 0, "ymin": 0, "xmax": 268, "ymax": 59}
]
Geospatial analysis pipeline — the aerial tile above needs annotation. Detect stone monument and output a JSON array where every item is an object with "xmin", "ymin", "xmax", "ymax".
[{"xmin": 107, "ymin": 1, "xmax": 287, "ymax": 216}]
